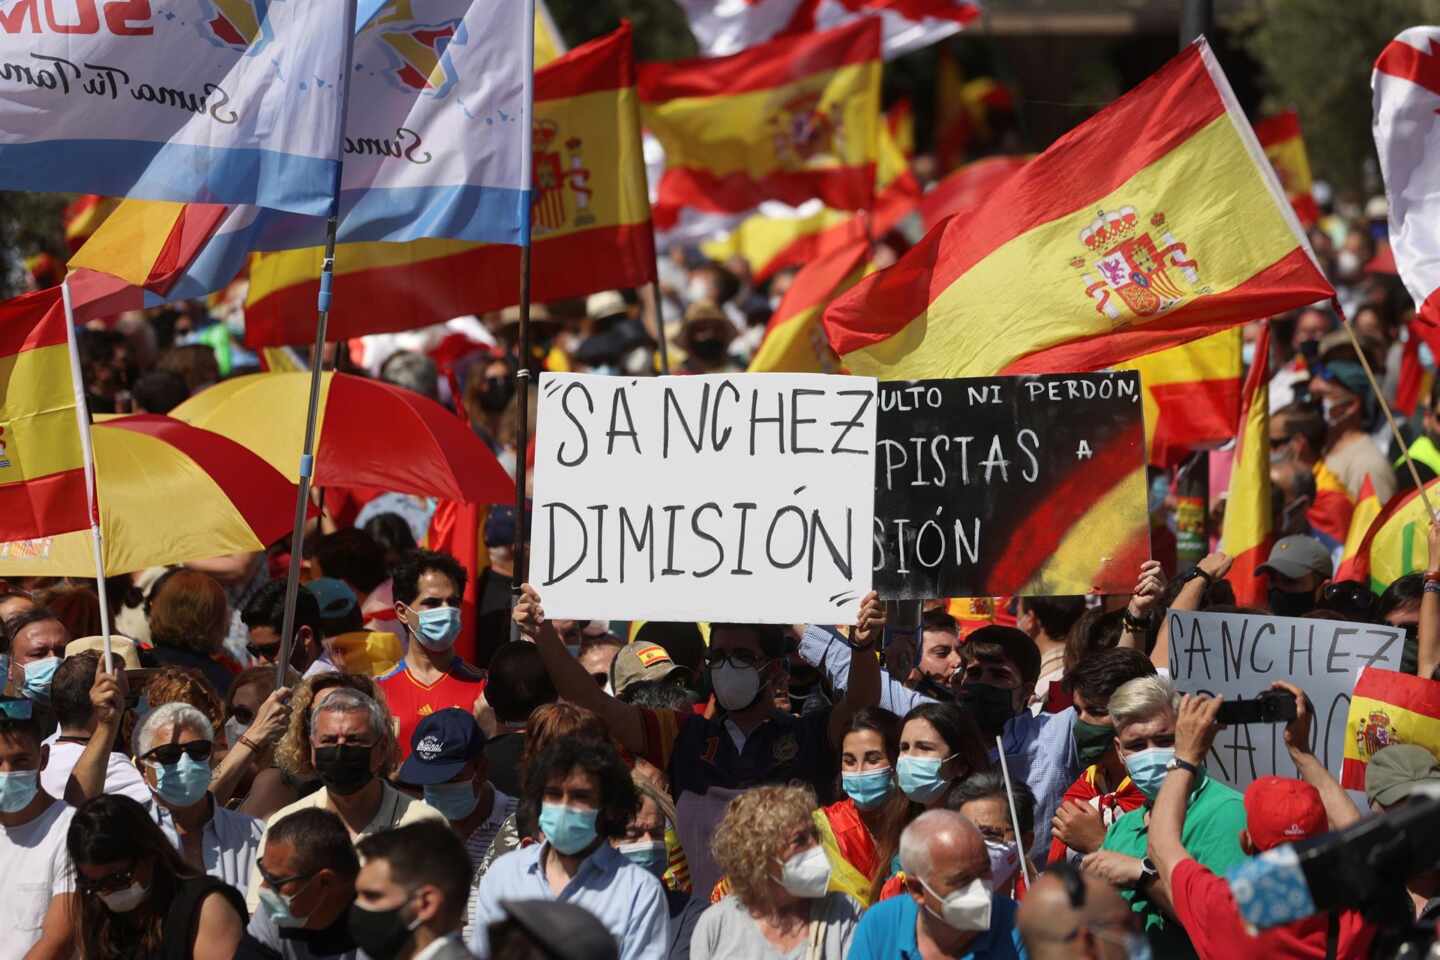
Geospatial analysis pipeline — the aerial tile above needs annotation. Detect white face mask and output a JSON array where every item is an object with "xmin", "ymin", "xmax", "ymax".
[
  {"xmin": 709, "ymin": 661, "xmax": 763, "ymax": 712},
  {"xmin": 985, "ymin": 839, "xmax": 1020, "ymax": 889},
  {"xmin": 775, "ymin": 845, "xmax": 831, "ymax": 899},
  {"xmin": 99, "ymin": 881, "xmax": 150, "ymax": 913},
  {"xmin": 920, "ymin": 875, "xmax": 993, "ymax": 931}
]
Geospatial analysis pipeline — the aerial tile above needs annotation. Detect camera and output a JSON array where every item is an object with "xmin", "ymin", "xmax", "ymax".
[{"xmin": 1215, "ymin": 689, "xmax": 1297, "ymax": 725}]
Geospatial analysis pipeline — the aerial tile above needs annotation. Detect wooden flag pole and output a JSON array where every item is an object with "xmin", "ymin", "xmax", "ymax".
[
  {"xmin": 510, "ymin": 0, "xmax": 538, "ymax": 641},
  {"xmin": 275, "ymin": 0, "xmax": 359, "ymax": 686},
  {"xmin": 1333, "ymin": 296, "xmax": 1438, "ymax": 520}
]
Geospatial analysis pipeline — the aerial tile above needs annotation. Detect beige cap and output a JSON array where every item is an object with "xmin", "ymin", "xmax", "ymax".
[{"xmin": 65, "ymin": 635, "xmax": 142, "ymax": 670}]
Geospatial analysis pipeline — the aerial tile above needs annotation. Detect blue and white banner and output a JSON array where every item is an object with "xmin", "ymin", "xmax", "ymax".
[{"xmin": 0, "ymin": 0, "xmax": 351, "ymax": 216}]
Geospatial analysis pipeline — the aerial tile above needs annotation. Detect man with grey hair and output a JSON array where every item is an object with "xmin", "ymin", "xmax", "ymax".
[
  {"xmin": 134, "ymin": 700, "xmax": 264, "ymax": 889},
  {"xmin": 1084, "ymin": 675, "xmax": 1245, "ymax": 956},
  {"xmin": 850, "ymin": 809, "xmax": 1025, "ymax": 959},
  {"xmin": 246, "ymin": 688, "xmax": 444, "ymax": 911}
]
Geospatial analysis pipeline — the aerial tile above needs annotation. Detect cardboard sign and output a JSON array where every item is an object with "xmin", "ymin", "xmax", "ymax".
[
  {"xmin": 1168, "ymin": 610, "xmax": 1406, "ymax": 789},
  {"xmin": 872, "ymin": 372, "xmax": 1147, "ymax": 599},
  {"xmin": 530, "ymin": 372, "xmax": 877, "ymax": 623}
]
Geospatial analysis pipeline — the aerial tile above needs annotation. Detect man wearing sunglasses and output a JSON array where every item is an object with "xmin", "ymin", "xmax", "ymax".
[{"xmin": 514, "ymin": 583, "xmax": 882, "ymax": 898}]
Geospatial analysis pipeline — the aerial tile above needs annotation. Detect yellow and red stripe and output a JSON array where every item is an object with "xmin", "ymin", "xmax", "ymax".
[
  {"xmin": 0, "ymin": 287, "xmax": 89, "ymax": 541},
  {"xmin": 823, "ymin": 41, "xmax": 1333, "ymax": 381},
  {"xmin": 1342, "ymin": 667, "xmax": 1440, "ymax": 790},
  {"xmin": 1115, "ymin": 329, "xmax": 1241, "ymax": 468},
  {"xmin": 1220, "ymin": 322, "xmax": 1272, "ymax": 607},
  {"xmin": 1335, "ymin": 475, "xmax": 1380, "ymax": 581},
  {"xmin": 748, "ymin": 220, "xmax": 869, "ymax": 373},
  {"xmin": 1254, "ymin": 110, "xmax": 1319, "ymax": 228},
  {"xmin": 1308, "ymin": 460, "xmax": 1355, "ymax": 546},
  {"xmin": 62, "ymin": 195, "xmax": 121, "ymax": 254},
  {"xmin": 244, "ymin": 24, "xmax": 654, "ymax": 346},
  {"xmin": 68, "ymin": 200, "xmax": 229, "ymax": 295},
  {"xmin": 640, "ymin": 19, "xmax": 881, "ymax": 216}
]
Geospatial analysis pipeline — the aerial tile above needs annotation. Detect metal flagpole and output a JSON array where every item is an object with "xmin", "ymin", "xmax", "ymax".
[
  {"xmin": 649, "ymin": 278, "xmax": 671, "ymax": 375},
  {"xmin": 510, "ymin": 0, "xmax": 537, "ymax": 640},
  {"xmin": 60, "ymin": 278, "xmax": 113, "ymax": 670},
  {"xmin": 275, "ymin": 0, "xmax": 360, "ymax": 685},
  {"xmin": 994, "ymin": 734, "xmax": 1033, "ymax": 890}
]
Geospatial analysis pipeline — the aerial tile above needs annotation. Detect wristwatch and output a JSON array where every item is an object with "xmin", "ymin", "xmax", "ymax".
[
  {"xmin": 1135, "ymin": 857, "xmax": 1159, "ymax": 891},
  {"xmin": 1165, "ymin": 756, "xmax": 1202, "ymax": 776},
  {"xmin": 1178, "ymin": 566, "xmax": 1214, "ymax": 589}
]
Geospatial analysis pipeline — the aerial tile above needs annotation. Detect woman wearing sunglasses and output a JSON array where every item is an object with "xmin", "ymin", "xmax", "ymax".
[
  {"xmin": 67, "ymin": 793, "xmax": 246, "ymax": 960},
  {"xmin": 134, "ymin": 701, "xmax": 264, "ymax": 890}
]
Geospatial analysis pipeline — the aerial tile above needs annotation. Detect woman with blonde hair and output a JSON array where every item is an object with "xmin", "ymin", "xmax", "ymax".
[{"xmin": 692, "ymin": 784, "xmax": 860, "ymax": 960}]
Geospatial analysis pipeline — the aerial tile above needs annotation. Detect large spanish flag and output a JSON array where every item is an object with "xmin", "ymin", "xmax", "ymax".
[
  {"xmin": 823, "ymin": 39, "xmax": 1334, "ymax": 381},
  {"xmin": 1342, "ymin": 667, "xmax": 1440, "ymax": 790},
  {"xmin": 244, "ymin": 25, "xmax": 653, "ymax": 346},
  {"xmin": 1254, "ymin": 110, "xmax": 1319, "ymax": 228},
  {"xmin": 0, "ymin": 287, "xmax": 90, "ymax": 542},
  {"xmin": 918, "ymin": 155, "xmax": 1030, "ymax": 234},
  {"xmin": 1341, "ymin": 475, "xmax": 1440, "ymax": 592},
  {"xmin": 748, "ymin": 220, "xmax": 869, "ymax": 373},
  {"xmin": 640, "ymin": 19, "xmax": 882, "ymax": 217},
  {"xmin": 1114, "ymin": 329, "xmax": 1242, "ymax": 468},
  {"xmin": 1220, "ymin": 322, "xmax": 1272, "ymax": 607}
]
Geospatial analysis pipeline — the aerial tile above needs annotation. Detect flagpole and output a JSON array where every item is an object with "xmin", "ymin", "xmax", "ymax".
[
  {"xmin": 276, "ymin": 0, "xmax": 359, "ymax": 686},
  {"xmin": 59, "ymin": 278, "xmax": 113, "ymax": 670},
  {"xmin": 1333, "ymin": 296, "xmax": 1438, "ymax": 520},
  {"xmin": 510, "ymin": 0, "xmax": 537, "ymax": 640},
  {"xmin": 649, "ymin": 277, "xmax": 671, "ymax": 375}
]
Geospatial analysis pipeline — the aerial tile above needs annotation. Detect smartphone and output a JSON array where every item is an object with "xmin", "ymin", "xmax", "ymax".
[{"xmin": 1216, "ymin": 689, "xmax": 1298, "ymax": 725}]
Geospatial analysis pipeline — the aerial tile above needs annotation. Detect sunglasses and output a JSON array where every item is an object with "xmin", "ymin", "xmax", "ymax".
[
  {"xmin": 257, "ymin": 862, "xmax": 316, "ymax": 892},
  {"xmin": 78, "ymin": 864, "xmax": 137, "ymax": 895},
  {"xmin": 228, "ymin": 706, "xmax": 255, "ymax": 727},
  {"xmin": 704, "ymin": 648, "xmax": 769, "ymax": 670},
  {"xmin": 141, "ymin": 741, "xmax": 213, "ymax": 765},
  {"xmin": 246, "ymin": 643, "xmax": 281, "ymax": 662},
  {"xmin": 1321, "ymin": 581, "xmax": 1377, "ymax": 618}
]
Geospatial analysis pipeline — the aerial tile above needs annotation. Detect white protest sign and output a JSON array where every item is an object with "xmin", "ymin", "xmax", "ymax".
[
  {"xmin": 530, "ymin": 372, "xmax": 877, "ymax": 624},
  {"xmin": 1168, "ymin": 610, "xmax": 1405, "ymax": 789}
]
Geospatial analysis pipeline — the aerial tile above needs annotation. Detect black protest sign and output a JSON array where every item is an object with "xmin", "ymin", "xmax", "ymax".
[{"xmin": 872, "ymin": 372, "xmax": 1147, "ymax": 599}]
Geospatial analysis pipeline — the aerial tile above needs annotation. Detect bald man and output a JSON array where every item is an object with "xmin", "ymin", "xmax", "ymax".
[
  {"xmin": 1018, "ymin": 866, "xmax": 1137, "ymax": 960},
  {"xmin": 850, "ymin": 809, "xmax": 1025, "ymax": 959}
]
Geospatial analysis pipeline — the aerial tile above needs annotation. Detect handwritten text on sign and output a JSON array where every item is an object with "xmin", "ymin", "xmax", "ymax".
[
  {"xmin": 873, "ymin": 372, "xmax": 1147, "ymax": 599},
  {"xmin": 1168, "ymin": 610, "xmax": 1404, "ymax": 790},
  {"xmin": 530, "ymin": 372, "xmax": 878, "ymax": 624}
]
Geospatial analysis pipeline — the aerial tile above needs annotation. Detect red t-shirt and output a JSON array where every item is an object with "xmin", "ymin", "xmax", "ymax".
[
  {"xmin": 1046, "ymin": 765, "xmax": 1147, "ymax": 865},
  {"xmin": 1171, "ymin": 859, "xmax": 1376, "ymax": 959},
  {"xmin": 377, "ymin": 658, "xmax": 487, "ymax": 761}
]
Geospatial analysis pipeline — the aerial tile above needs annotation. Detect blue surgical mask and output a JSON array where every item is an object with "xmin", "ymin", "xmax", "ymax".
[
  {"xmin": 149, "ymin": 753, "xmax": 212, "ymax": 808},
  {"xmin": 539, "ymin": 803, "xmax": 599, "ymax": 855},
  {"xmin": 413, "ymin": 606, "xmax": 462, "ymax": 652},
  {"xmin": 22, "ymin": 657, "xmax": 58, "ymax": 703},
  {"xmin": 424, "ymin": 780, "xmax": 480, "ymax": 821},
  {"xmin": 842, "ymin": 767, "xmax": 893, "ymax": 809},
  {"xmin": 1241, "ymin": 341, "xmax": 1257, "ymax": 368},
  {"xmin": 897, "ymin": 754, "xmax": 955, "ymax": 803},
  {"xmin": 259, "ymin": 885, "xmax": 310, "ymax": 929},
  {"xmin": 1123, "ymin": 746, "xmax": 1177, "ymax": 799},
  {"xmin": 616, "ymin": 839, "xmax": 668, "ymax": 876},
  {"xmin": 0, "ymin": 769, "xmax": 39, "ymax": 813}
]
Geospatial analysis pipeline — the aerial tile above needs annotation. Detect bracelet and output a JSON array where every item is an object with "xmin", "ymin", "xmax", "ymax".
[
  {"xmin": 1425, "ymin": 580, "xmax": 1440, "ymax": 596},
  {"xmin": 1425, "ymin": 570, "xmax": 1440, "ymax": 585},
  {"xmin": 238, "ymin": 735, "xmax": 263, "ymax": 753},
  {"xmin": 1122, "ymin": 610, "xmax": 1148, "ymax": 631}
]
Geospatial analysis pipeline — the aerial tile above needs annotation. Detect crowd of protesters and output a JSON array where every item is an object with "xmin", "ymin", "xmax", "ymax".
[{"xmin": 6, "ymin": 141, "xmax": 1440, "ymax": 960}]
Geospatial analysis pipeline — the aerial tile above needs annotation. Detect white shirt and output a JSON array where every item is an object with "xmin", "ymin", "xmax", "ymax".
[
  {"xmin": 149, "ymin": 795, "xmax": 264, "ymax": 890},
  {"xmin": 0, "ymin": 798, "xmax": 74, "ymax": 960},
  {"xmin": 41, "ymin": 734, "xmax": 151, "ymax": 805}
]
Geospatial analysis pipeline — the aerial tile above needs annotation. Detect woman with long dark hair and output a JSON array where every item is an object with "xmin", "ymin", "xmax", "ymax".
[
  {"xmin": 821, "ymin": 706, "xmax": 906, "ymax": 899},
  {"xmin": 67, "ymin": 794, "xmax": 245, "ymax": 960}
]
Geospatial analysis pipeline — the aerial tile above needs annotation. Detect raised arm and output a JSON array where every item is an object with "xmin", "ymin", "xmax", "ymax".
[
  {"xmin": 1420, "ymin": 521, "xmax": 1440, "ymax": 680},
  {"xmin": 1271, "ymin": 679, "xmax": 1361, "ymax": 830},
  {"xmin": 514, "ymin": 584, "xmax": 647, "ymax": 756},
  {"xmin": 1117, "ymin": 560, "xmax": 1164, "ymax": 651},
  {"xmin": 210, "ymin": 686, "xmax": 291, "ymax": 806},
  {"xmin": 829, "ymin": 592, "xmax": 882, "ymax": 747},
  {"xmin": 65, "ymin": 668, "xmax": 124, "ymax": 805},
  {"xmin": 1149, "ymin": 693, "xmax": 1223, "ymax": 890},
  {"xmin": 1153, "ymin": 552, "xmax": 1231, "ymax": 671}
]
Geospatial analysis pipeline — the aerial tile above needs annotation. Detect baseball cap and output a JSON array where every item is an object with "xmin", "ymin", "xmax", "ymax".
[
  {"xmin": 65, "ymin": 635, "xmax": 142, "ymax": 670},
  {"xmin": 304, "ymin": 577, "xmax": 358, "ymax": 619},
  {"xmin": 1255, "ymin": 535, "xmax": 1333, "ymax": 580},
  {"xmin": 1243, "ymin": 776, "xmax": 1326, "ymax": 850},
  {"xmin": 397, "ymin": 707, "xmax": 485, "ymax": 785},
  {"xmin": 484, "ymin": 505, "xmax": 517, "ymax": 549},
  {"xmin": 500, "ymin": 900, "xmax": 618, "ymax": 960},
  {"xmin": 1365, "ymin": 743, "xmax": 1440, "ymax": 808},
  {"xmin": 610, "ymin": 641, "xmax": 689, "ymax": 698}
]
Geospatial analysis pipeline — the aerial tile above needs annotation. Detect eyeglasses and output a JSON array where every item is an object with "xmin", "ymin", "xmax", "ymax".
[
  {"xmin": 257, "ymin": 862, "xmax": 316, "ymax": 892},
  {"xmin": 78, "ymin": 864, "xmax": 138, "ymax": 895},
  {"xmin": 141, "ymin": 741, "xmax": 214, "ymax": 765},
  {"xmin": 704, "ymin": 648, "xmax": 768, "ymax": 670},
  {"xmin": 246, "ymin": 643, "xmax": 281, "ymax": 662}
]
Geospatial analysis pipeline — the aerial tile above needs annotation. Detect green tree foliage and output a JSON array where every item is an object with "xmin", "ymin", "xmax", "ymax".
[
  {"xmin": 546, "ymin": 0, "xmax": 697, "ymax": 61},
  {"xmin": 1232, "ymin": 0, "xmax": 1440, "ymax": 197}
]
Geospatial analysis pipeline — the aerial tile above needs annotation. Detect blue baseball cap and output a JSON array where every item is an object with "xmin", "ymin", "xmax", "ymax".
[
  {"xmin": 398, "ymin": 707, "xmax": 485, "ymax": 785},
  {"xmin": 304, "ymin": 577, "xmax": 358, "ymax": 619}
]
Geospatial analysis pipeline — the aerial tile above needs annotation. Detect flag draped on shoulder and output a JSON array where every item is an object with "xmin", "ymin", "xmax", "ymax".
[
  {"xmin": 243, "ymin": 24, "xmax": 653, "ymax": 346},
  {"xmin": 0, "ymin": 288, "xmax": 90, "ymax": 542},
  {"xmin": 1342, "ymin": 667, "xmax": 1440, "ymax": 790},
  {"xmin": 0, "ymin": 0, "xmax": 349, "ymax": 214},
  {"xmin": 1220, "ymin": 323, "xmax": 1272, "ymax": 607},
  {"xmin": 1374, "ymin": 26, "xmax": 1440, "ymax": 331},
  {"xmin": 1254, "ymin": 110, "xmax": 1319, "ymax": 227},
  {"xmin": 822, "ymin": 38, "xmax": 1333, "ymax": 380},
  {"xmin": 676, "ymin": 0, "xmax": 979, "ymax": 60},
  {"xmin": 748, "ymin": 220, "xmax": 870, "ymax": 373},
  {"xmin": 640, "ymin": 19, "xmax": 882, "ymax": 217},
  {"xmin": 1114, "ymin": 329, "xmax": 1241, "ymax": 468}
]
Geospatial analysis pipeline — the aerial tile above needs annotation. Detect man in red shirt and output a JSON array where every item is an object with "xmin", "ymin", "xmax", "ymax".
[
  {"xmin": 378, "ymin": 549, "xmax": 486, "ymax": 762},
  {"xmin": 1149, "ymin": 681, "xmax": 1377, "ymax": 959}
]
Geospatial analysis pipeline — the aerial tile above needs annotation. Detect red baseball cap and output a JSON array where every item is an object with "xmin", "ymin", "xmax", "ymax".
[{"xmin": 1243, "ymin": 776, "xmax": 1326, "ymax": 851}]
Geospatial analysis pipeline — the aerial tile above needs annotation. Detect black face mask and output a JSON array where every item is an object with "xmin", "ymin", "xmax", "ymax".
[
  {"xmin": 346, "ymin": 901, "xmax": 415, "ymax": 960},
  {"xmin": 955, "ymin": 682, "xmax": 1016, "ymax": 738},
  {"xmin": 313, "ymin": 744, "xmax": 375, "ymax": 796},
  {"xmin": 1268, "ymin": 587, "xmax": 1315, "ymax": 618},
  {"xmin": 478, "ymin": 376, "xmax": 513, "ymax": 413}
]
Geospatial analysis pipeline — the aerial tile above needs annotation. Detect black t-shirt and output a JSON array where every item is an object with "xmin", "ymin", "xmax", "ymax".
[{"xmin": 484, "ymin": 730, "xmax": 526, "ymax": 798}]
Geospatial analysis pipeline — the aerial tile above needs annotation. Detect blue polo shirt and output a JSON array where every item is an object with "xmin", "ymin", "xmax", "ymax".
[{"xmin": 849, "ymin": 893, "xmax": 1027, "ymax": 960}]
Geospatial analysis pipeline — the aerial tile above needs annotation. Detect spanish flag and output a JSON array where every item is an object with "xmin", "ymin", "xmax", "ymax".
[
  {"xmin": 62, "ymin": 195, "xmax": 121, "ymax": 254},
  {"xmin": 0, "ymin": 287, "xmax": 91, "ymax": 542},
  {"xmin": 68, "ymin": 201, "xmax": 229, "ymax": 295},
  {"xmin": 918, "ymin": 155, "xmax": 1030, "ymax": 234},
  {"xmin": 1342, "ymin": 667, "xmax": 1440, "ymax": 790},
  {"xmin": 640, "ymin": 19, "xmax": 882, "ymax": 217},
  {"xmin": 748, "ymin": 220, "xmax": 869, "ymax": 373},
  {"xmin": 1335, "ymin": 475, "xmax": 1381, "ymax": 581},
  {"xmin": 244, "ymin": 25, "xmax": 654, "ymax": 346},
  {"xmin": 1114, "ymin": 329, "xmax": 1242, "ymax": 468},
  {"xmin": 1341, "ymin": 475, "xmax": 1440, "ymax": 592},
  {"xmin": 1220, "ymin": 322, "xmax": 1272, "ymax": 607},
  {"xmin": 823, "ymin": 39, "xmax": 1334, "ymax": 381},
  {"xmin": 1253, "ymin": 110, "xmax": 1319, "ymax": 228},
  {"xmin": 935, "ymin": 48, "xmax": 1013, "ymax": 173},
  {"xmin": 1308, "ymin": 460, "xmax": 1356, "ymax": 547}
]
